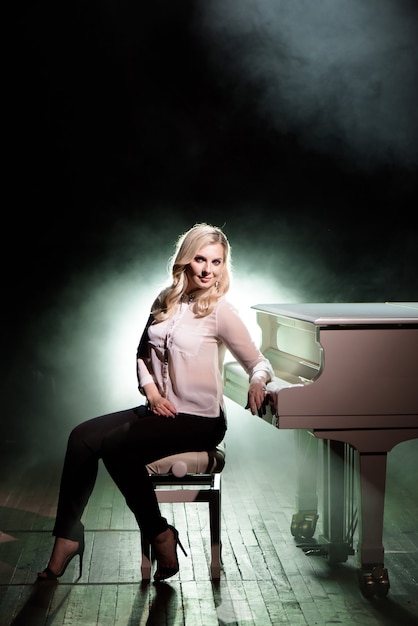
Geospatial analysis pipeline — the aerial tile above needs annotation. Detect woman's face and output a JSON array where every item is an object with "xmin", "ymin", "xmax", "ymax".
[{"xmin": 185, "ymin": 243, "xmax": 225, "ymax": 293}]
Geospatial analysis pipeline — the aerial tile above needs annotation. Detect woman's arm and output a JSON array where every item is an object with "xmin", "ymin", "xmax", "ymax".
[
  {"xmin": 217, "ymin": 300, "xmax": 274, "ymax": 415},
  {"xmin": 142, "ymin": 381, "xmax": 178, "ymax": 418}
]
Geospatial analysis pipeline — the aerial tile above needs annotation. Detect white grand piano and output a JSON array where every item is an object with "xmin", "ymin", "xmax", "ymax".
[{"xmin": 223, "ymin": 302, "xmax": 418, "ymax": 597}]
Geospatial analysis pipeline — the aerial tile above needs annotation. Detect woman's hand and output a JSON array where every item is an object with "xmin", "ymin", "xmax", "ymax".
[
  {"xmin": 246, "ymin": 381, "xmax": 268, "ymax": 417},
  {"xmin": 149, "ymin": 396, "xmax": 178, "ymax": 418},
  {"xmin": 143, "ymin": 383, "xmax": 178, "ymax": 418}
]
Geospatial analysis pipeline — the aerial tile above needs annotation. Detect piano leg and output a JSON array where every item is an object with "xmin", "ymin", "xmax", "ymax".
[
  {"xmin": 290, "ymin": 430, "xmax": 319, "ymax": 540},
  {"xmin": 356, "ymin": 451, "xmax": 390, "ymax": 598},
  {"xmin": 312, "ymin": 428, "xmax": 418, "ymax": 596},
  {"xmin": 317, "ymin": 439, "xmax": 355, "ymax": 563}
]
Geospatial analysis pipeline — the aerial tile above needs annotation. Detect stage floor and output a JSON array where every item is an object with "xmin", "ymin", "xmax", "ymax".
[{"xmin": 1, "ymin": 400, "xmax": 417, "ymax": 626}]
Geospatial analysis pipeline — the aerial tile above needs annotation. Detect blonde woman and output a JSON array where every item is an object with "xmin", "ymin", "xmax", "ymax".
[{"xmin": 37, "ymin": 223, "xmax": 274, "ymax": 583}]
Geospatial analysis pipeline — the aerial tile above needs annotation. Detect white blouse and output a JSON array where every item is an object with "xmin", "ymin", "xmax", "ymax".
[{"xmin": 136, "ymin": 296, "xmax": 274, "ymax": 417}]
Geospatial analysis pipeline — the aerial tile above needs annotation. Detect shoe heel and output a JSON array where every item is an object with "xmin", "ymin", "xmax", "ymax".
[
  {"xmin": 168, "ymin": 524, "xmax": 187, "ymax": 557},
  {"xmin": 77, "ymin": 537, "xmax": 85, "ymax": 579},
  {"xmin": 177, "ymin": 536, "xmax": 187, "ymax": 557},
  {"xmin": 37, "ymin": 533, "xmax": 85, "ymax": 582},
  {"xmin": 78, "ymin": 552, "xmax": 83, "ymax": 578},
  {"xmin": 153, "ymin": 525, "xmax": 188, "ymax": 581}
]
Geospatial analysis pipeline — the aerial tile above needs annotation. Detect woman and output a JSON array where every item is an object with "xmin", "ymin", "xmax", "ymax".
[{"xmin": 37, "ymin": 223, "xmax": 274, "ymax": 583}]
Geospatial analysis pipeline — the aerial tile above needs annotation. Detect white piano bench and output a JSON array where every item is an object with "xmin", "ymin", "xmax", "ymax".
[{"xmin": 141, "ymin": 442, "xmax": 226, "ymax": 581}]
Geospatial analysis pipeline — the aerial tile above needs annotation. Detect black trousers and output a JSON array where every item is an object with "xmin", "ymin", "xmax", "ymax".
[{"xmin": 53, "ymin": 405, "xmax": 227, "ymax": 542}]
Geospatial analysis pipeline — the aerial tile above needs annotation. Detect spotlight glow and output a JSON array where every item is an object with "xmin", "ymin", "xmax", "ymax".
[{"xmin": 44, "ymin": 241, "xmax": 302, "ymax": 421}]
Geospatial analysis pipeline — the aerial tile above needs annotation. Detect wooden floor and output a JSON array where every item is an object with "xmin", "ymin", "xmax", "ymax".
[{"xmin": 1, "ymin": 399, "xmax": 417, "ymax": 626}]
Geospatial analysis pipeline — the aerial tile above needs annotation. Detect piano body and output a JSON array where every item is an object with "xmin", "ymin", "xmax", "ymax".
[{"xmin": 223, "ymin": 302, "xmax": 418, "ymax": 597}]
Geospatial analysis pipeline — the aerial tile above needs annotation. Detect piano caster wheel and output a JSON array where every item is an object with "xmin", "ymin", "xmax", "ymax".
[
  {"xmin": 290, "ymin": 513, "xmax": 319, "ymax": 539},
  {"xmin": 358, "ymin": 565, "xmax": 390, "ymax": 598}
]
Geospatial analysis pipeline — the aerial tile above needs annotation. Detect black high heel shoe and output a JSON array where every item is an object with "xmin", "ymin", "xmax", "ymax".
[
  {"xmin": 37, "ymin": 534, "xmax": 85, "ymax": 582},
  {"xmin": 153, "ymin": 525, "xmax": 187, "ymax": 582}
]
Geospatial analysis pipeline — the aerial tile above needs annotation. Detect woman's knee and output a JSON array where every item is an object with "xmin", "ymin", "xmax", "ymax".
[
  {"xmin": 66, "ymin": 418, "xmax": 104, "ymax": 456},
  {"xmin": 67, "ymin": 421, "xmax": 88, "ymax": 447}
]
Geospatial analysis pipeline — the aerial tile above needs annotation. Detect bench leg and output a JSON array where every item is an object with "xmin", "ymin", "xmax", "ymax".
[
  {"xmin": 208, "ymin": 487, "xmax": 222, "ymax": 579},
  {"xmin": 141, "ymin": 537, "xmax": 152, "ymax": 580},
  {"xmin": 141, "ymin": 475, "xmax": 223, "ymax": 581}
]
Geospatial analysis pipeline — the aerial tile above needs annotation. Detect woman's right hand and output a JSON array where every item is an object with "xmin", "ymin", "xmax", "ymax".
[
  {"xmin": 143, "ymin": 383, "xmax": 178, "ymax": 418},
  {"xmin": 149, "ymin": 396, "xmax": 178, "ymax": 418}
]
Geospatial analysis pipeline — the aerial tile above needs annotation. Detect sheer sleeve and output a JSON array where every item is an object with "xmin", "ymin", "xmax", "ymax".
[{"xmin": 216, "ymin": 300, "xmax": 274, "ymax": 383}]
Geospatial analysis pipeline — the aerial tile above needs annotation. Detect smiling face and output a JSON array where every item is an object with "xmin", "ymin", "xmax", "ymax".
[{"xmin": 185, "ymin": 243, "xmax": 225, "ymax": 294}]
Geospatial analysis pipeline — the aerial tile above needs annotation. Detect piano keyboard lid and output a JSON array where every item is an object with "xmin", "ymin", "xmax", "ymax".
[{"xmin": 251, "ymin": 302, "xmax": 418, "ymax": 326}]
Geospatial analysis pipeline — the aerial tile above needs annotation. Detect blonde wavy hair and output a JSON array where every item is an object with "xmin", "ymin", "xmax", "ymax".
[{"xmin": 152, "ymin": 223, "xmax": 232, "ymax": 321}]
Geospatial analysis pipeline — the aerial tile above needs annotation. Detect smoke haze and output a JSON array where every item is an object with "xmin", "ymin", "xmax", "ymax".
[
  {"xmin": 3, "ymin": 1, "xmax": 417, "ymax": 460},
  {"xmin": 196, "ymin": 0, "xmax": 418, "ymax": 168}
]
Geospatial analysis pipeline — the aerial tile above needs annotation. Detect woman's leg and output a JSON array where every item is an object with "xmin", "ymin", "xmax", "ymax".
[
  {"xmin": 38, "ymin": 408, "xmax": 142, "ymax": 579},
  {"xmin": 40, "ymin": 408, "xmax": 226, "ymax": 579},
  {"xmin": 53, "ymin": 408, "xmax": 140, "ymax": 540},
  {"xmin": 101, "ymin": 410, "xmax": 226, "ymax": 541}
]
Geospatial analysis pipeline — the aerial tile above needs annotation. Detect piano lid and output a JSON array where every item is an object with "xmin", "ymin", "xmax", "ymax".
[{"xmin": 251, "ymin": 302, "xmax": 418, "ymax": 326}]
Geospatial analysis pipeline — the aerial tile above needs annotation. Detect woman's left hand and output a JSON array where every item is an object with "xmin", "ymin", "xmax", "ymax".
[{"xmin": 246, "ymin": 381, "xmax": 268, "ymax": 417}]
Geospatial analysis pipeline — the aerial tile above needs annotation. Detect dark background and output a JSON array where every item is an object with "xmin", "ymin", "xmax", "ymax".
[{"xmin": 3, "ymin": 0, "xmax": 418, "ymax": 455}]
